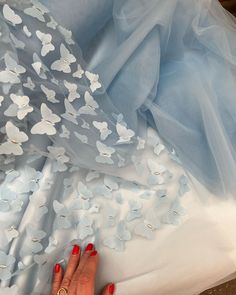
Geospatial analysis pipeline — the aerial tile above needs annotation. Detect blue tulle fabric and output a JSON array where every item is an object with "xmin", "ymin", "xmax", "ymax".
[{"xmin": 41, "ymin": 0, "xmax": 236, "ymax": 195}]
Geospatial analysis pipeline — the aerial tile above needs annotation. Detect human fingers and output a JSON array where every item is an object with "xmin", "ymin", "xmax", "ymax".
[
  {"xmin": 60, "ymin": 245, "xmax": 81, "ymax": 291},
  {"xmin": 70, "ymin": 243, "xmax": 94, "ymax": 284},
  {"xmin": 51, "ymin": 263, "xmax": 63, "ymax": 295},
  {"xmin": 70, "ymin": 244, "xmax": 98, "ymax": 295},
  {"xmin": 100, "ymin": 283, "xmax": 116, "ymax": 295}
]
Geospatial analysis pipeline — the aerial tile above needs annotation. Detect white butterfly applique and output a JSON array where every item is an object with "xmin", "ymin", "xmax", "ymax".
[
  {"xmin": 73, "ymin": 64, "xmax": 84, "ymax": 79},
  {"xmin": 103, "ymin": 221, "xmax": 131, "ymax": 252},
  {"xmin": 53, "ymin": 200, "xmax": 71, "ymax": 229},
  {"xmin": 23, "ymin": 25, "xmax": 32, "ymax": 38},
  {"xmin": 78, "ymin": 91, "xmax": 98, "ymax": 116},
  {"xmin": 58, "ymin": 26, "xmax": 75, "ymax": 45},
  {"xmin": 147, "ymin": 159, "xmax": 167, "ymax": 185},
  {"xmin": 23, "ymin": 77, "xmax": 35, "ymax": 90},
  {"xmin": 0, "ymin": 53, "xmax": 26, "ymax": 84},
  {"xmin": 64, "ymin": 80, "xmax": 80, "ymax": 102},
  {"xmin": 116, "ymin": 123, "xmax": 135, "ymax": 144},
  {"xmin": 95, "ymin": 141, "xmax": 115, "ymax": 165},
  {"xmin": 24, "ymin": 0, "xmax": 49, "ymax": 22},
  {"xmin": 36, "ymin": 30, "xmax": 55, "ymax": 57},
  {"xmin": 0, "ymin": 122, "xmax": 28, "ymax": 155},
  {"xmin": 51, "ymin": 44, "xmax": 76, "ymax": 73},
  {"xmin": 59, "ymin": 125, "xmax": 70, "ymax": 139},
  {"xmin": 10, "ymin": 33, "xmax": 25, "ymax": 49},
  {"xmin": 4, "ymin": 226, "xmax": 19, "ymax": 244},
  {"xmin": 77, "ymin": 216, "xmax": 94, "ymax": 240},
  {"xmin": 134, "ymin": 209, "xmax": 161, "ymax": 240},
  {"xmin": 47, "ymin": 146, "xmax": 69, "ymax": 172},
  {"xmin": 74, "ymin": 132, "xmax": 88, "ymax": 144},
  {"xmin": 47, "ymin": 16, "xmax": 58, "ymax": 30},
  {"xmin": 4, "ymin": 94, "xmax": 33, "ymax": 120},
  {"xmin": 85, "ymin": 171, "xmax": 100, "ymax": 182},
  {"xmin": 31, "ymin": 103, "xmax": 61, "ymax": 135},
  {"xmin": 137, "ymin": 136, "xmax": 145, "ymax": 150},
  {"xmin": 41, "ymin": 85, "xmax": 59, "ymax": 103},
  {"xmin": 93, "ymin": 121, "xmax": 112, "ymax": 141},
  {"xmin": 61, "ymin": 99, "xmax": 78, "ymax": 125},
  {"xmin": 45, "ymin": 237, "xmax": 58, "ymax": 254},
  {"xmin": 32, "ymin": 53, "xmax": 48, "ymax": 79},
  {"xmin": 3, "ymin": 4, "xmax": 22, "ymax": 26},
  {"xmin": 25, "ymin": 225, "xmax": 47, "ymax": 254},
  {"xmin": 85, "ymin": 71, "xmax": 101, "ymax": 92},
  {"xmin": 126, "ymin": 200, "xmax": 142, "ymax": 222},
  {"xmin": 81, "ymin": 119, "xmax": 90, "ymax": 129}
]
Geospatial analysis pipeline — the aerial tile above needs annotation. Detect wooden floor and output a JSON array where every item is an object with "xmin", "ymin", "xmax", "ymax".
[
  {"xmin": 200, "ymin": 1, "xmax": 236, "ymax": 294},
  {"xmin": 200, "ymin": 278, "xmax": 236, "ymax": 295},
  {"xmin": 220, "ymin": 0, "xmax": 236, "ymax": 16}
]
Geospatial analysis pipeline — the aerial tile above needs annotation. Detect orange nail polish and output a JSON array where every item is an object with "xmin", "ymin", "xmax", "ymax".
[
  {"xmin": 54, "ymin": 263, "xmax": 61, "ymax": 273},
  {"xmin": 109, "ymin": 283, "xmax": 115, "ymax": 294},
  {"xmin": 90, "ymin": 250, "xmax": 97, "ymax": 256},
  {"xmin": 85, "ymin": 243, "xmax": 94, "ymax": 252},
  {"xmin": 72, "ymin": 244, "xmax": 80, "ymax": 255}
]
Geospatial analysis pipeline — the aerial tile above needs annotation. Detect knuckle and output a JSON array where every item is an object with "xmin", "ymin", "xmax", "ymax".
[
  {"xmin": 62, "ymin": 277, "xmax": 71, "ymax": 287},
  {"xmin": 78, "ymin": 270, "xmax": 92, "ymax": 285}
]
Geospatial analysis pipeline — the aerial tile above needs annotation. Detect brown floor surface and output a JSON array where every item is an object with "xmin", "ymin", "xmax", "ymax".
[{"xmin": 200, "ymin": 279, "xmax": 236, "ymax": 295}]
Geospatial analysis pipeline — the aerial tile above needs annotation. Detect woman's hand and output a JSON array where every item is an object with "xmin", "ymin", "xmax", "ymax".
[{"xmin": 51, "ymin": 243, "xmax": 115, "ymax": 295}]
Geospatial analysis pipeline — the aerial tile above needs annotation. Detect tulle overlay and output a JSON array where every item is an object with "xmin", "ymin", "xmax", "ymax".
[{"xmin": 0, "ymin": 0, "xmax": 236, "ymax": 294}]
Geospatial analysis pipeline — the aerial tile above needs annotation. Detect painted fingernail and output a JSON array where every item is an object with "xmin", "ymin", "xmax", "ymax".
[
  {"xmin": 109, "ymin": 283, "xmax": 115, "ymax": 294},
  {"xmin": 72, "ymin": 244, "xmax": 80, "ymax": 255},
  {"xmin": 54, "ymin": 263, "xmax": 61, "ymax": 273},
  {"xmin": 85, "ymin": 243, "xmax": 94, "ymax": 252},
  {"xmin": 90, "ymin": 250, "xmax": 97, "ymax": 257}
]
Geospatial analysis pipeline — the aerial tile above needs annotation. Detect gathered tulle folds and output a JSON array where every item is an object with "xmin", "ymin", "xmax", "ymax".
[{"xmin": 81, "ymin": 0, "xmax": 236, "ymax": 195}]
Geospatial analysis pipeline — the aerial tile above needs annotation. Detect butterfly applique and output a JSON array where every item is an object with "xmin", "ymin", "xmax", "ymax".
[
  {"xmin": 116, "ymin": 123, "xmax": 135, "ymax": 144},
  {"xmin": 0, "ymin": 122, "xmax": 28, "ymax": 155},
  {"xmin": 24, "ymin": 0, "xmax": 49, "ymax": 22},
  {"xmin": 134, "ymin": 209, "xmax": 161, "ymax": 240},
  {"xmin": 0, "ymin": 53, "xmax": 26, "ymax": 84},
  {"xmin": 4, "ymin": 94, "xmax": 33, "ymax": 120},
  {"xmin": 36, "ymin": 30, "xmax": 55, "ymax": 57},
  {"xmin": 78, "ymin": 91, "xmax": 99, "ymax": 116},
  {"xmin": 53, "ymin": 200, "xmax": 72, "ymax": 229},
  {"xmin": 64, "ymin": 80, "xmax": 80, "ymax": 102},
  {"xmin": 59, "ymin": 125, "xmax": 70, "ymax": 139},
  {"xmin": 85, "ymin": 71, "xmax": 102, "ymax": 92},
  {"xmin": 51, "ymin": 44, "xmax": 76, "ymax": 73},
  {"xmin": 73, "ymin": 64, "xmax": 84, "ymax": 79},
  {"xmin": 95, "ymin": 141, "xmax": 115, "ymax": 165},
  {"xmin": 47, "ymin": 146, "xmax": 70, "ymax": 172},
  {"xmin": 41, "ymin": 85, "xmax": 59, "ymax": 103},
  {"xmin": 103, "ymin": 221, "xmax": 131, "ymax": 252},
  {"xmin": 77, "ymin": 215, "xmax": 94, "ymax": 240},
  {"xmin": 61, "ymin": 99, "xmax": 79, "ymax": 125},
  {"xmin": 74, "ymin": 132, "xmax": 88, "ymax": 144},
  {"xmin": 93, "ymin": 121, "xmax": 112, "ymax": 141},
  {"xmin": 3, "ymin": 4, "xmax": 22, "ymax": 26},
  {"xmin": 31, "ymin": 103, "xmax": 61, "ymax": 135}
]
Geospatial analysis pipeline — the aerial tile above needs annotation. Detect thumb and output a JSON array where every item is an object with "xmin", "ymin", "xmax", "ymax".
[{"xmin": 101, "ymin": 283, "xmax": 115, "ymax": 295}]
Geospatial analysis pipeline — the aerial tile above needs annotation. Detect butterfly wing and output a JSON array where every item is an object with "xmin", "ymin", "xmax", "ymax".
[
  {"xmin": 61, "ymin": 99, "xmax": 78, "ymax": 125},
  {"xmin": 41, "ymin": 103, "xmax": 61, "ymax": 124},
  {"xmin": 6, "ymin": 121, "xmax": 28, "ymax": 143},
  {"xmin": 3, "ymin": 4, "xmax": 22, "ymax": 26},
  {"xmin": 0, "ymin": 142, "xmax": 23, "ymax": 155}
]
